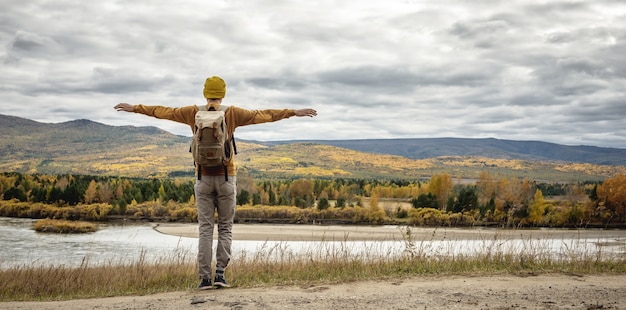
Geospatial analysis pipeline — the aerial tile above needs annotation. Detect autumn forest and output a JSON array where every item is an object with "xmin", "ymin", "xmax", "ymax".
[{"xmin": 1, "ymin": 171, "xmax": 625, "ymax": 228}]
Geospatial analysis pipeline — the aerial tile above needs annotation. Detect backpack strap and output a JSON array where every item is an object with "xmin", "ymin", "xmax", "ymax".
[
  {"xmin": 206, "ymin": 104, "xmax": 236, "ymax": 156},
  {"xmin": 217, "ymin": 105, "xmax": 231, "ymax": 181}
]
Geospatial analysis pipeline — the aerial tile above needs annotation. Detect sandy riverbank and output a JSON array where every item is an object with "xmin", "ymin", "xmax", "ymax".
[{"xmin": 154, "ymin": 222, "xmax": 626, "ymax": 242}]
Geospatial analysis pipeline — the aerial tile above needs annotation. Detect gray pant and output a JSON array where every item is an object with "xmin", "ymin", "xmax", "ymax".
[{"xmin": 194, "ymin": 175, "xmax": 236, "ymax": 280}]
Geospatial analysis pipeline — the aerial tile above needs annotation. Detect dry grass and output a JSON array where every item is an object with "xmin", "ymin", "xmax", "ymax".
[
  {"xmin": 0, "ymin": 250, "xmax": 196, "ymax": 301},
  {"xmin": 1, "ymin": 229, "xmax": 625, "ymax": 302}
]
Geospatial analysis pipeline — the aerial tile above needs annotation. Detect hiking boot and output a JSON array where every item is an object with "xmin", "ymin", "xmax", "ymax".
[
  {"xmin": 213, "ymin": 275, "xmax": 230, "ymax": 288},
  {"xmin": 198, "ymin": 278, "xmax": 212, "ymax": 290}
]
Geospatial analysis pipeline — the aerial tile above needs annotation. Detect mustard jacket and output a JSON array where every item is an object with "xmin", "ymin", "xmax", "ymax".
[{"xmin": 133, "ymin": 104, "xmax": 297, "ymax": 176}]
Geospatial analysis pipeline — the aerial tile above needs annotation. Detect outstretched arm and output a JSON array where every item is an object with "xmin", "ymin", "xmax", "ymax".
[
  {"xmin": 294, "ymin": 108, "xmax": 317, "ymax": 117},
  {"xmin": 113, "ymin": 103, "xmax": 197, "ymax": 131}
]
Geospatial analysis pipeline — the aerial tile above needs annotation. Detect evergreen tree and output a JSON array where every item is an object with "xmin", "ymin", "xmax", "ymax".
[
  {"xmin": 237, "ymin": 189, "xmax": 251, "ymax": 205},
  {"xmin": 411, "ymin": 193, "xmax": 437, "ymax": 209},
  {"xmin": 3, "ymin": 187, "xmax": 27, "ymax": 202},
  {"xmin": 450, "ymin": 188, "xmax": 478, "ymax": 213},
  {"xmin": 317, "ymin": 197, "xmax": 330, "ymax": 210}
]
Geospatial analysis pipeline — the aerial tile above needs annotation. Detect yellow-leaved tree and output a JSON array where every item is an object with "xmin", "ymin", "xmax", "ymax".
[
  {"xmin": 84, "ymin": 180, "xmax": 98, "ymax": 204},
  {"xmin": 528, "ymin": 189, "xmax": 547, "ymax": 226},
  {"xmin": 368, "ymin": 191, "xmax": 386, "ymax": 224},
  {"xmin": 596, "ymin": 174, "xmax": 626, "ymax": 223},
  {"xmin": 428, "ymin": 173, "xmax": 453, "ymax": 210}
]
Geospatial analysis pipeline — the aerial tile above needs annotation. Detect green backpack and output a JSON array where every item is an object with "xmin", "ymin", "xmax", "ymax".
[{"xmin": 190, "ymin": 105, "xmax": 236, "ymax": 180}]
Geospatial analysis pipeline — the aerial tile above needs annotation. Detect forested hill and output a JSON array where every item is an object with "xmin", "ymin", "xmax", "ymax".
[
  {"xmin": 1, "ymin": 114, "xmax": 625, "ymax": 180},
  {"xmin": 256, "ymin": 138, "xmax": 626, "ymax": 166},
  {"xmin": 0, "ymin": 114, "xmax": 192, "ymax": 177}
]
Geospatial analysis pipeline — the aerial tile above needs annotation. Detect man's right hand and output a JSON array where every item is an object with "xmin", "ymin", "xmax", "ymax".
[{"xmin": 114, "ymin": 103, "xmax": 135, "ymax": 112}]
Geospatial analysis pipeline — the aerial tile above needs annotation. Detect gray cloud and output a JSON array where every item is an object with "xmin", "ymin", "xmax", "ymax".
[
  {"xmin": 25, "ymin": 68, "xmax": 176, "ymax": 96},
  {"xmin": 0, "ymin": 0, "xmax": 625, "ymax": 148}
]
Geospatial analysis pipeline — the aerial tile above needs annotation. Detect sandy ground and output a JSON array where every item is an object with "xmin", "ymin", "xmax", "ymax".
[
  {"xmin": 3, "ymin": 224, "xmax": 626, "ymax": 309},
  {"xmin": 154, "ymin": 222, "xmax": 626, "ymax": 242},
  {"xmin": 3, "ymin": 274, "xmax": 625, "ymax": 309}
]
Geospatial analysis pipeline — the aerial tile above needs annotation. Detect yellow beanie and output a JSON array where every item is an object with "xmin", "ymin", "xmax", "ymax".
[{"xmin": 203, "ymin": 76, "xmax": 226, "ymax": 98}]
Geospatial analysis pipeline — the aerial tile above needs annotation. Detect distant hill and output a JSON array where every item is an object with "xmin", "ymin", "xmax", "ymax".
[
  {"xmin": 1, "ymin": 114, "xmax": 625, "ymax": 181},
  {"xmin": 259, "ymin": 138, "xmax": 626, "ymax": 166}
]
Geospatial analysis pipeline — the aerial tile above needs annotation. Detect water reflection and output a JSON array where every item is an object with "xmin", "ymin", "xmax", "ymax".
[
  {"xmin": 0, "ymin": 217, "xmax": 624, "ymax": 268},
  {"xmin": 0, "ymin": 217, "xmax": 197, "ymax": 268}
]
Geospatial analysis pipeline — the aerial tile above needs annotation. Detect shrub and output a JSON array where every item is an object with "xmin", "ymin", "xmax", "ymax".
[
  {"xmin": 76, "ymin": 204, "xmax": 113, "ymax": 221},
  {"xmin": 408, "ymin": 207, "xmax": 448, "ymax": 226},
  {"xmin": 33, "ymin": 218, "xmax": 97, "ymax": 233},
  {"xmin": 170, "ymin": 207, "xmax": 197, "ymax": 222}
]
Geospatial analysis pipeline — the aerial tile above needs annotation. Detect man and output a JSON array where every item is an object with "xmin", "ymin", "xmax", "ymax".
[{"xmin": 114, "ymin": 76, "xmax": 317, "ymax": 289}]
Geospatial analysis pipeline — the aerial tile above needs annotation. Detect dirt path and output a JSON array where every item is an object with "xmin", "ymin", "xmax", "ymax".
[{"xmin": 2, "ymin": 274, "xmax": 625, "ymax": 309}]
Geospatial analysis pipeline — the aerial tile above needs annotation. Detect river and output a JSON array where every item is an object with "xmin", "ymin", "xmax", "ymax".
[{"xmin": 1, "ymin": 217, "xmax": 624, "ymax": 268}]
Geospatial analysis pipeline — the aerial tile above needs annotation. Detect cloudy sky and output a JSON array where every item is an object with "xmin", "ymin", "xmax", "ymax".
[{"xmin": 2, "ymin": 0, "xmax": 625, "ymax": 148}]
